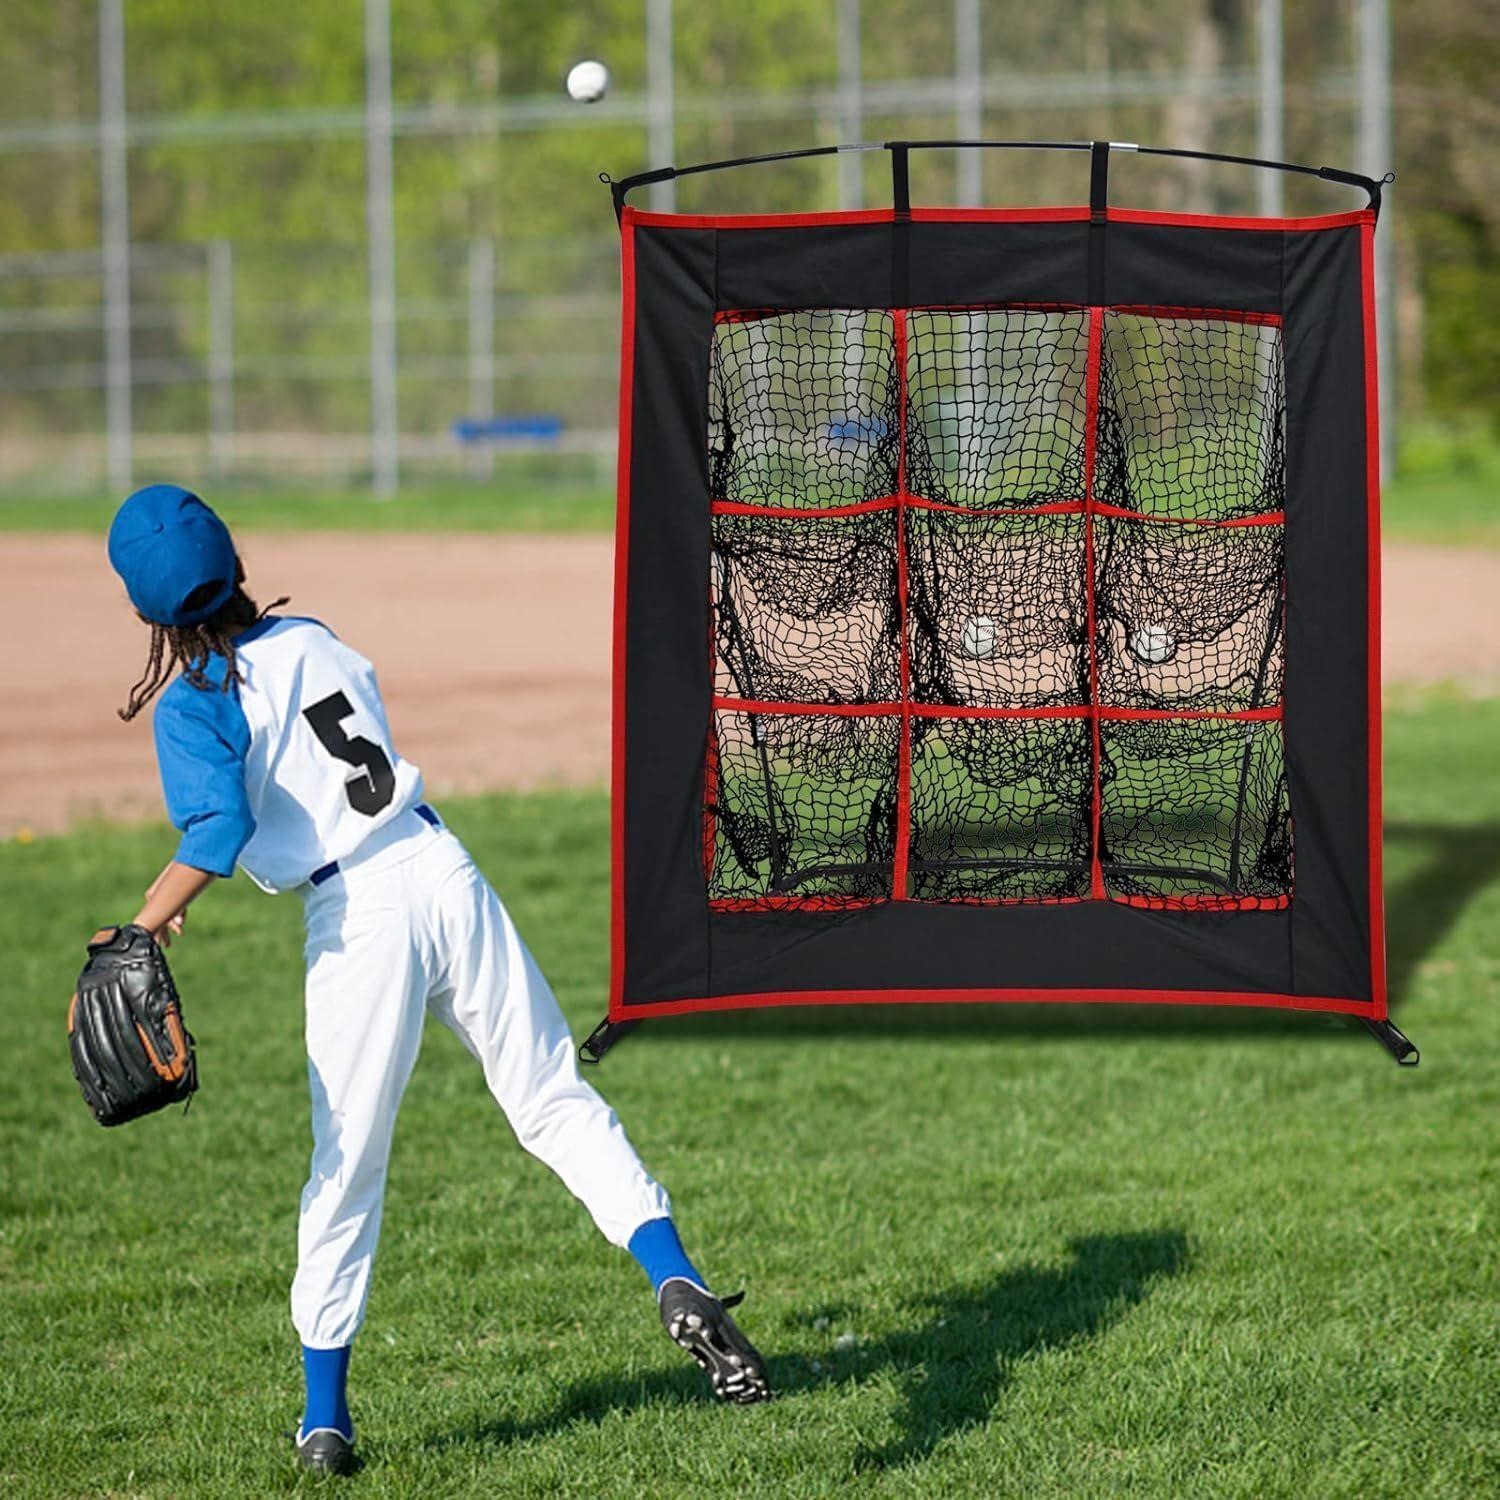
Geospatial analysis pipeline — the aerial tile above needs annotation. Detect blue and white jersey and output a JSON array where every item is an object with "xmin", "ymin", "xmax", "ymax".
[{"xmin": 153, "ymin": 616, "xmax": 423, "ymax": 893}]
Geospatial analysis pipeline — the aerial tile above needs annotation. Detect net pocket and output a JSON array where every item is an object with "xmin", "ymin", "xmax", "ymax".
[
  {"xmin": 1095, "ymin": 312, "xmax": 1285, "ymax": 522},
  {"xmin": 706, "ymin": 709, "xmax": 898, "ymax": 907},
  {"xmin": 907, "ymin": 509, "xmax": 1088, "ymax": 709},
  {"xmin": 1094, "ymin": 515, "xmax": 1284, "ymax": 712},
  {"xmin": 713, "ymin": 512, "xmax": 900, "ymax": 704},
  {"xmin": 905, "ymin": 309, "xmax": 1090, "ymax": 507},
  {"xmin": 708, "ymin": 310, "xmax": 898, "ymax": 507},
  {"xmin": 1099, "ymin": 717, "xmax": 1291, "ymax": 907},
  {"xmin": 908, "ymin": 715, "xmax": 1093, "ymax": 902}
]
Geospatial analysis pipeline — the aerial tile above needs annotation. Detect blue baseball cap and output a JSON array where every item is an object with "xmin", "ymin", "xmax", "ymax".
[{"xmin": 107, "ymin": 484, "xmax": 237, "ymax": 626}]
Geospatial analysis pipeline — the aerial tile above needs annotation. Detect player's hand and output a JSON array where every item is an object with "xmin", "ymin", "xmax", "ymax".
[
  {"xmin": 141, "ymin": 870, "xmax": 189, "ymax": 946},
  {"xmin": 133, "ymin": 862, "xmax": 216, "ymax": 950},
  {"xmin": 141, "ymin": 910, "xmax": 186, "ymax": 947}
]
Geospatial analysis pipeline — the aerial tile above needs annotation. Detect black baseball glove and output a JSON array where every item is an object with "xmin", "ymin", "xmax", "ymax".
[{"xmin": 68, "ymin": 924, "xmax": 198, "ymax": 1126}]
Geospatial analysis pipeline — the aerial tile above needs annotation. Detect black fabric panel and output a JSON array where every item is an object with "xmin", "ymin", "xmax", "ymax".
[
  {"xmin": 904, "ymin": 224, "xmax": 1088, "ymax": 307},
  {"xmin": 716, "ymin": 225, "xmax": 897, "ymax": 309},
  {"xmin": 618, "ymin": 215, "xmax": 1374, "ymax": 1012},
  {"xmin": 704, "ymin": 902, "xmax": 1290, "ymax": 1001},
  {"xmin": 621, "ymin": 225, "xmax": 717, "ymax": 1000},
  {"xmin": 1282, "ymin": 225, "xmax": 1374, "ymax": 1000},
  {"xmin": 1102, "ymin": 223, "xmax": 1282, "ymax": 311},
  {"xmin": 710, "ymin": 220, "xmax": 1282, "ymax": 313}
]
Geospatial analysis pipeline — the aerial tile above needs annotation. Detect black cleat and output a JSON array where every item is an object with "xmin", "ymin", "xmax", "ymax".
[
  {"xmin": 295, "ymin": 1426, "xmax": 359, "ymax": 1476},
  {"xmin": 658, "ymin": 1278, "xmax": 772, "ymax": 1405}
]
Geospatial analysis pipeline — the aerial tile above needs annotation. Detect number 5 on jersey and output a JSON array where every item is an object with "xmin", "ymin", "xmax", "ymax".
[{"xmin": 303, "ymin": 691, "xmax": 396, "ymax": 816}]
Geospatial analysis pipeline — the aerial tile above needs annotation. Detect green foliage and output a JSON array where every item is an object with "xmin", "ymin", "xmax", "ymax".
[{"xmin": 1, "ymin": 696, "xmax": 1497, "ymax": 1496}]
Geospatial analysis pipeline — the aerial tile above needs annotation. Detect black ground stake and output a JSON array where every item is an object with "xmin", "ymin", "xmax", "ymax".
[
  {"xmin": 1359, "ymin": 1016, "xmax": 1420, "ymax": 1066},
  {"xmin": 580, "ymin": 1017, "xmax": 640, "ymax": 1064}
]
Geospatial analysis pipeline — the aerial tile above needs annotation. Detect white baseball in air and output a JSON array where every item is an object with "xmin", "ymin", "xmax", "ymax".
[
  {"xmin": 960, "ymin": 616, "xmax": 997, "ymax": 659},
  {"xmin": 1129, "ymin": 624, "xmax": 1177, "ymax": 665},
  {"xmin": 566, "ymin": 59, "xmax": 610, "ymax": 103}
]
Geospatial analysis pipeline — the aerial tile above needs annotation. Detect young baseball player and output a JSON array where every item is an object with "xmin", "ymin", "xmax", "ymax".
[{"xmin": 105, "ymin": 483, "xmax": 770, "ymax": 1474}]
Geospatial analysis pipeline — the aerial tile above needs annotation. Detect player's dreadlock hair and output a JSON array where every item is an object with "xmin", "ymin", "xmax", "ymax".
[{"xmin": 118, "ymin": 557, "xmax": 288, "ymax": 721}]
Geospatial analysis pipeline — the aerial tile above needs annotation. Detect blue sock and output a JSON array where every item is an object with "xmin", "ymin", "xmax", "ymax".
[
  {"xmin": 301, "ymin": 1344, "xmax": 353, "ymax": 1441},
  {"xmin": 627, "ymin": 1217, "xmax": 706, "ymax": 1295}
]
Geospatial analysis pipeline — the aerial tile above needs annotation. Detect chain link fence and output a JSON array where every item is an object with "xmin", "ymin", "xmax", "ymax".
[{"xmin": 0, "ymin": 232, "xmax": 620, "ymax": 491}]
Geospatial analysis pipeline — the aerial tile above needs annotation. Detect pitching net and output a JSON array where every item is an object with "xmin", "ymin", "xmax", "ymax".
[{"xmin": 610, "ymin": 197, "xmax": 1383, "ymax": 1032}]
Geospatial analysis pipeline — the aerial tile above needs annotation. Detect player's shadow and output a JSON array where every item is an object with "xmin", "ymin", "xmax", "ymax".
[
  {"xmin": 646, "ymin": 820, "xmax": 1500, "ymax": 1049},
  {"xmin": 424, "ymin": 1229, "xmax": 1187, "ymax": 1469},
  {"xmin": 1383, "ymin": 820, "xmax": 1500, "ymax": 1009}
]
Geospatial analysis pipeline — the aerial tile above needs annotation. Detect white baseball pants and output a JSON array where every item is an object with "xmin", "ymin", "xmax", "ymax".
[{"xmin": 292, "ymin": 809, "xmax": 670, "ymax": 1349}]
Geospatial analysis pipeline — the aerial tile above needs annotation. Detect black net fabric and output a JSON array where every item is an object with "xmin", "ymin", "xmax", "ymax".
[
  {"xmin": 708, "ymin": 311, "xmax": 899, "ymax": 507},
  {"xmin": 905, "ymin": 310, "xmax": 1090, "ymax": 506},
  {"xmin": 907, "ymin": 510, "xmax": 1088, "ymax": 708},
  {"xmin": 1095, "ymin": 313, "xmax": 1285, "ymax": 522},
  {"xmin": 1093, "ymin": 517, "xmax": 1285, "ymax": 711},
  {"xmin": 704, "ymin": 304, "xmax": 1291, "ymax": 911},
  {"xmin": 1099, "ymin": 718, "xmax": 1292, "ymax": 904},
  {"xmin": 908, "ymin": 717, "xmax": 1093, "ymax": 901},
  {"xmin": 713, "ymin": 513, "xmax": 900, "ymax": 704},
  {"xmin": 706, "ymin": 710, "xmax": 898, "ymax": 904}
]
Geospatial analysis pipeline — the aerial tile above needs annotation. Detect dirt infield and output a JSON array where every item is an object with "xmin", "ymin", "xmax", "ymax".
[{"xmin": 1, "ymin": 532, "xmax": 1495, "ymax": 837}]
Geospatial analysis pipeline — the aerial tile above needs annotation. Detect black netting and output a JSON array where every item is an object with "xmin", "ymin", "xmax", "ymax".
[
  {"xmin": 907, "ymin": 510, "xmax": 1089, "ymax": 708},
  {"xmin": 1094, "ymin": 517, "xmax": 1285, "ymax": 711},
  {"xmin": 707, "ymin": 710, "xmax": 898, "ymax": 903},
  {"xmin": 906, "ymin": 310, "xmax": 1090, "ymax": 507},
  {"xmin": 1095, "ymin": 314, "xmax": 1285, "ymax": 522},
  {"xmin": 713, "ymin": 513, "xmax": 900, "ymax": 704},
  {"xmin": 708, "ymin": 311, "xmax": 899, "ymax": 506},
  {"xmin": 702, "ymin": 303, "xmax": 1293, "ymax": 913},
  {"xmin": 1099, "ymin": 718, "xmax": 1292, "ymax": 904},
  {"xmin": 907, "ymin": 716, "xmax": 1093, "ymax": 901}
]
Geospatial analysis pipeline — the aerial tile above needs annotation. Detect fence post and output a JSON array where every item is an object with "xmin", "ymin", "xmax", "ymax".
[
  {"xmin": 207, "ymin": 238, "xmax": 235, "ymax": 477},
  {"xmin": 646, "ymin": 0, "xmax": 675, "ymax": 211},
  {"xmin": 1358, "ymin": 0, "xmax": 1395, "ymax": 480},
  {"xmin": 467, "ymin": 237, "xmax": 495, "ymax": 480},
  {"xmin": 954, "ymin": 0, "xmax": 982, "ymax": 206},
  {"xmin": 837, "ymin": 0, "xmax": 863, "ymax": 209},
  {"xmin": 1256, "ymin": 0, "xmax": 1284, "ymax": 217},
  {"xmin": 364, "ymin": 0, "xmax": 399, "ymax": 496},
  {"xmin": 98, "ymin": 0, "xmax": 133, "ymax": 494}
]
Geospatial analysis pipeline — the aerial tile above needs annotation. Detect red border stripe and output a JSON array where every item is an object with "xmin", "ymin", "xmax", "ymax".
[
  {"xmin": 712, "ymin": 495, "xmax": 1282, "ymax": 528},
  {"xmin": 1090, "ymin": 501, "xmax": 1286, "ymax": 529},
  {"xmin": 712, "ymin": 496, "xmax": 899, "ymax": 518},
  {"xmin": 892, "ymin": 308, "xmax": 913, "ymax": 902},
  {"xmin": 1082, "ymin": 307, "xmax": 1106, "ymax": 900},
  {"xmin": 1110, "ymin": 304, "xmax": 1282, "ymax": 327},
  {"xmin": 608, "ymin": 216, "xmax": 638, "ymax": 1021},
  {"xmin": 615, "ymin": 986, "xmax": 1380, "ymax": 1020},
  {"xmin": 628, "ymin": 205, "xmax": 1374, "ymax": 233},
  {"xmin": 711, "ymin": 697, "xmax": 1283, "ymax": 723},
  {"xmin": 1105, "ymin": 207, "xmax": 1374, "ymax": 232},
  {"xmin": 1361, "ymin": 218, "xmax": 1388, "ymax": 1018}
]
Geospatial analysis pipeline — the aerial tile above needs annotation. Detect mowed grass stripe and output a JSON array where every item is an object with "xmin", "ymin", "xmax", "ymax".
[{"xmin": 0, "ymin": 696, "xmax": 1495, "ymax": 1497}]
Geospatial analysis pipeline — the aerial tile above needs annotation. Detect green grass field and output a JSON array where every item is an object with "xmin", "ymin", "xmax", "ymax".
[
  {"xmin": 2, "ymin": 693, "xmax": 1496, "ymax": 1498},
  {"xmin": 0, "ymin": 483, "xmax": 615, "ymax": 535}
]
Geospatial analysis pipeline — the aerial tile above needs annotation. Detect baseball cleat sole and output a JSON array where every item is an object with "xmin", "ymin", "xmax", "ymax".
[{"xmin": 658, "ymin": 1277, "xmax": 773, "ymax": 1404}]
